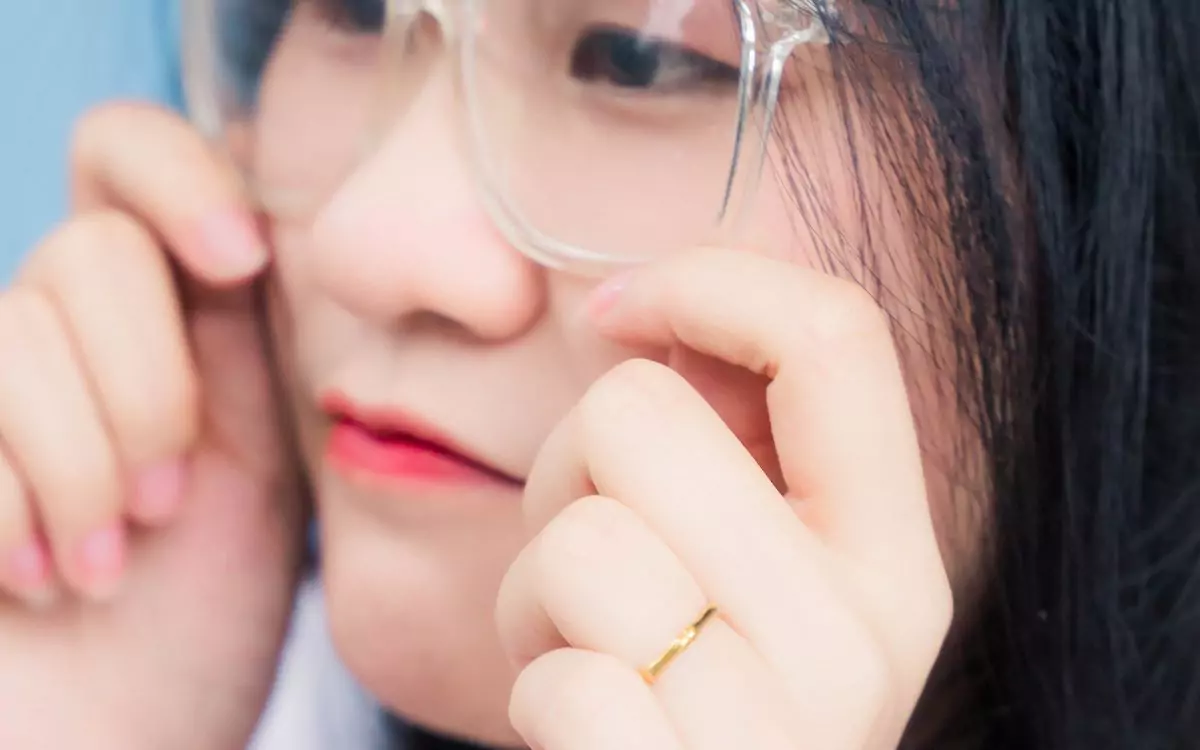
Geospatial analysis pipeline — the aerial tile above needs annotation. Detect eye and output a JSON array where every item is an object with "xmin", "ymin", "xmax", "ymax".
[
  {"xmin": 570, "ymin": 26, "xmax": 740, "ymax": 94},
  {"xmin": 310, "ymin": 0, "xmax": 386, "ymax": 33}
]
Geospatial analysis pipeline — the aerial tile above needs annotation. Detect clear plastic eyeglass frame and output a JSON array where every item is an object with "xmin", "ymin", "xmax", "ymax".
[{"xmin": 182, "ymin": 0, "xmax": 835, "ymax": 278}]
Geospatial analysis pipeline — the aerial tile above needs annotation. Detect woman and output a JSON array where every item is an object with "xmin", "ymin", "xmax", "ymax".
[{"xmin": 0, "ymin": 1, "xmax": 1196, "ymax": 748}]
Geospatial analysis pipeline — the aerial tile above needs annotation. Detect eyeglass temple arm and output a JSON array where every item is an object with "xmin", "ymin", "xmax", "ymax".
[
  {"xmin": 720, "ymin": 0, "xmax": 760, "ymax": 221},
  {"xmin": 720, "ymin": 0, "xmax": 833, "ymax": 224}
]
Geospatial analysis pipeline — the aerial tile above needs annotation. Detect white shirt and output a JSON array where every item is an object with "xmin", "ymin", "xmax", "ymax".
[{"xmin": 248, "ymin": 578, "xmax": 392, "ymax": 750}]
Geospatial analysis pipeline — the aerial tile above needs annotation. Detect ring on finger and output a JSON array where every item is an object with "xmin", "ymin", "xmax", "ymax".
[{"xmin": 640, "ymin": 605, "xmax": 721, "ymax": 685}]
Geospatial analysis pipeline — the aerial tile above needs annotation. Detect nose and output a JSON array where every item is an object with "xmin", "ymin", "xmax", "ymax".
[{"xmin": 308, "ymin": 40, "xmax": 545, "ymax": 341}]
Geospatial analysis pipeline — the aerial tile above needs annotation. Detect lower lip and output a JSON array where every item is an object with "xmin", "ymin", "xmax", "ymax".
[{"xmin": 325, "ymin": 421, "xmax": 498, "ymax": 486}]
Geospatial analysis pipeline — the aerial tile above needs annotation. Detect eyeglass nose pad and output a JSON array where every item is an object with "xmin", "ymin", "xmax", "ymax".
[
  {"xmin": 388, "ymin": 0, "xmax": 452, "ymax": 30},
  {"xmin": 384, "ymin": 0, "xmax": 455, "ymax": 62},
  {"xmin": 360, "ymin": 0, "xmax": 455, "ymax": 161}
]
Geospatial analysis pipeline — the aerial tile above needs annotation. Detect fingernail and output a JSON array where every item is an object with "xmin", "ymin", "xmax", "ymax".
[
  {"xmin": 588, "ymin": 272, "xmax": 635, "ymax": 321},
  {"xmin": 75, "ymin": 524, "xmax": 126, "ymax": 601},
  {"xmin": 198, "ymin": 210, "xmax": 267, "ymax": 277},
  {"xmin": 132, "ymin": 460, "xmax": 187, "ymax": 522}
]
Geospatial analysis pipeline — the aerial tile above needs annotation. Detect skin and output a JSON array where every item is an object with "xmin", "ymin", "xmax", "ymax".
[
  {"xmin": 0, "ymin": 106, "xmax": 300, "ymax": 750},
  {"xmin": 0, "ymin": 7, "xmax": 965, "ymax": 749}
]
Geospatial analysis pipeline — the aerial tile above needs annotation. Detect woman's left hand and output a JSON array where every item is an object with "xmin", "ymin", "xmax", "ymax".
[{"xmin": 496, "ymin": 249, "xmax": 953, "ymax": 750}]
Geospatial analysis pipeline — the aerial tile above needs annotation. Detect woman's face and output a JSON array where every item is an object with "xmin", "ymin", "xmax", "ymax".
[{"xmin": 231, "ymin": 1, "xmax": 984, "ymax": 744}]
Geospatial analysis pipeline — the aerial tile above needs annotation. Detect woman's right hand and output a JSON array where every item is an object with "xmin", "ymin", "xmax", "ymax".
[{"xmin": 0, "ymin": 103, "xmax": 304, "ymax": 750}]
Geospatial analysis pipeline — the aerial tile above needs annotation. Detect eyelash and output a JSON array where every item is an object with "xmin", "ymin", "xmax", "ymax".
[
  {"xmin": 570, "ymin": 26, "xmax": 740, "ymax": 95},
  {"xmin": 309, "ymin": 0, "xmax": 385, "ymax": 33},
  {"xmin": 305, "ymin": 1, "xmax": 741, "ymax": 95}
]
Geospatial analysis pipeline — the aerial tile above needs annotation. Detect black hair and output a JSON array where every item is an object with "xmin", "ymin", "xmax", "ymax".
[{"xmin": 781, "ymin": 1, "xmax": 1200, "ymax": 747}]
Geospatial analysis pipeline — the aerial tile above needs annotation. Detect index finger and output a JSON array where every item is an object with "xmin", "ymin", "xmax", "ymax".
[
  {"xmin": 589, "ymin": 249, "xmax": 945, "ymax": 586},
  {"xmin": 70, "ymin": 102, "xmax": 267, "ymax": 285}
]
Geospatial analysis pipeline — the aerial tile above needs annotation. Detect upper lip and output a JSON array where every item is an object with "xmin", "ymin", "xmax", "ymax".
[{"xmin": 320, "ymin": 392, "xmax": 524, "ymax": 485}]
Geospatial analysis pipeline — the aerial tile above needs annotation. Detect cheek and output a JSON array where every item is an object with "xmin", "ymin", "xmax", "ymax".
[
  {"xmin": 265, "ymin": 215, "xmax": 371, "ymax": 406},
  {"xmin": 251, "ymin": 11, "xmax": 381, "ymax": 217}
]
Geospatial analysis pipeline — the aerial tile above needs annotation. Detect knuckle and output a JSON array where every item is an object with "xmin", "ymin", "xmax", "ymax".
[
  {"xmin": 70, "ymin": 211, "xmax": 155, "ymax": 262},
  {"xmin": 70, "ymin": 101, "xmax": 161, "ymax": 165},
  {"xmin": 535, "ymin": 496, "xmax": 632, "ymax": 577},
  {"xmin": 50, "ymin": 211, "xmax": 154, "ymax": 276},
  {"xmin": 543, "ymin": 652, "xmax": 614, "ymax": 708},
  {"xmin": 21, "ymin": 211, "xmax": 157, "ymax": 289},
  {"xmin": 582, "ymin": 358, "xmax": 687, "ymax": 426},
  {"xmin": 512, "ymin": 649, "xmax": 628, "ymax": 731},
  {"xmin": 597, "ymin": 357, "xmax": 683, "ymax": 398},
  {"xmin": 508, "ymin": 653, "xmax": 552, "ymax": 730},
  {"xmin": 808, "ymin": 278, "xmax": 893, "ymax": 347},
  {"xmin": 0, "ymin": 288, "xmax": 59, "ymax": 352},
  {"xmin": 555, "ymin": 494, "xmax": 631, "ymax": 539}
]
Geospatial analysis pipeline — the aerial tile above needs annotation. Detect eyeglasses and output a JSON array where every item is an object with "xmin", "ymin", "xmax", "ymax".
[{"xmin": 182, "ymin": 0, "xmax": 834, "ymax": 276}]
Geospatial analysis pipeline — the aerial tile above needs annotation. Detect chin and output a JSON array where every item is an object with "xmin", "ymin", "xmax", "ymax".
[{"xmin": 319, "ymin": 487, "xmax": 529, "ymax": 748}]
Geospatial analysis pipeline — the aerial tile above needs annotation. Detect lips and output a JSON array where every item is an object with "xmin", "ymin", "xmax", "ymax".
[{"xmin": 321, "ymin": 394, "xmax": 521, "ymax": 487}]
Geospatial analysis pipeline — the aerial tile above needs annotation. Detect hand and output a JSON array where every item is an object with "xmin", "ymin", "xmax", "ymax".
[
  {"xmin": 0, "ymin": 104, "xmax": 303, "ymax": 750},
  {"xmin": 497, "ymin": 249, "xmax": 953, "ymax": 750}
]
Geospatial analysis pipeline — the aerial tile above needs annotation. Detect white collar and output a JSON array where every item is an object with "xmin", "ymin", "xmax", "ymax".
[{"xmin": 249, "ymin": 577, "xmax": 393, "ymax": 750}]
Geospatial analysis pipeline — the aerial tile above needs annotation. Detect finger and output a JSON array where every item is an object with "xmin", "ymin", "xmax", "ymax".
[
  {"xmin": 591, "ymin": 249, "xmax": 940, "ymax": 578},
  {"xmin": 64, "ymin": 104, "xmax": 281, "ymax": 479},
  {"xmin": 524, "ymin": 360, "xmax": 890, "ymax": 746},
  {"xmin": 665, "ymin": 347, "xmax": 783, "ymax": 492},
  {"xmin": 498, "ymin": 496, "xmax": 796, "ymax": 750},
  {"xmin": 69, "ymin": 102, "xmax": 267, "ymax": 285},
  {"xmin": 498, "ymin": 496, "xmax": 708, "ymax": 669},
  {"xmin": 590, "ymin": 250, "xmax": 953, "ymax": 681},
  {"xmin": 510, "ymin": 648, "xmax": 683, "ymax": 750},
  {"xmin": 0, "ymin": 445, "xmax": 57, "ymax": 606},
  {"xmin": 22, "ymin": 211, "xmax": 198, "ymax": 524},
  {"xmin": 0, "ymin": 289, "xmax": 127, "ymax": 600}
]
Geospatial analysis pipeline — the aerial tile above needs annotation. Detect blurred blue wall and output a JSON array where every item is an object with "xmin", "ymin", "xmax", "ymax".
[{"xmin": 1, "ymin": 1, "xmax": 182, "ymax": 279}]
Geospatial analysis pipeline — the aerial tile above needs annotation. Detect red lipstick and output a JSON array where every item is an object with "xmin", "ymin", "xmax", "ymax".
[{"xmin": 321, "ymin": 394, "xmax": 520, "ymax": 487}]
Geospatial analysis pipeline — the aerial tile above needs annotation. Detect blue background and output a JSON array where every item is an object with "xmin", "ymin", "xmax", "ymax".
[{"xmin": 0, "ymin": 1, "xmax": 182, "ymax": 279}]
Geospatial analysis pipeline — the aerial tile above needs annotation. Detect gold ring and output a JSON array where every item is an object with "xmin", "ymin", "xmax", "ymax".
[{"xmin": 639, "ymin": 606, "xmax": 719, "ymax": 685}]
